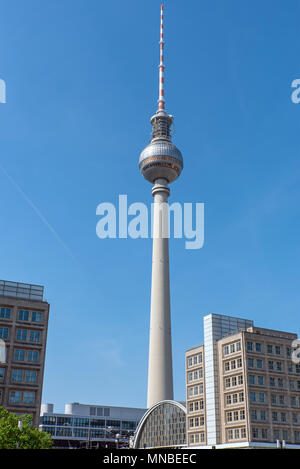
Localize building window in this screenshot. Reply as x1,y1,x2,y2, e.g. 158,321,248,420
23,392,35,404
25,371,37,383
31,311,42,322
258,392,266,403
237,358,242,368
272,412,278,422
227,412,232,422
275,346,281,355
257,375,265,386
224,345,229,356
0,368,5,380
251,410,257,421
18,310,29,321
247,342,253,352
228,429,233,440
261,429,268,439
249,375,255,385
16,329,27,341
256,343,262,352
240,410,245,420
250,392,256,402
268,361,274,370
230,343,235,354
27,351,39,363
9,391,22,404
236,341,241,352
267,345,274,354
279,395,285,405
256,359,263,369
252,428,259,439
0,307,11,319
11,369,23,383
0,327,8,339
29,331,40,343
241,428,246,439
282,430,289,441
248,358,254,368
270,377,275,387
239,392,244,402
14,349,25,361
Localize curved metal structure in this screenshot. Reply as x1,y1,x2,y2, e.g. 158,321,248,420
133,400,186,449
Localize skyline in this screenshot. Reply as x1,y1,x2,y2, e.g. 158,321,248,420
1,0,300,412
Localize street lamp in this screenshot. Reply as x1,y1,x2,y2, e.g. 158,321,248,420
115,433,120,449
17,419,23,448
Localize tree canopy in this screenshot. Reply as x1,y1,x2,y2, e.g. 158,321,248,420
0,406,52,449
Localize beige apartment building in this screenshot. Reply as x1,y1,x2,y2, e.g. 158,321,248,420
186,314,300,448
0,280,50,427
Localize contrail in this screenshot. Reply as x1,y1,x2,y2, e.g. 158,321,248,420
0,162,77,263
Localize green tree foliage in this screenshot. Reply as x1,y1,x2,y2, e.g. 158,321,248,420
0,406,52,449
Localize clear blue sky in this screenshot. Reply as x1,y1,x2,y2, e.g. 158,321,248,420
0,0,300,412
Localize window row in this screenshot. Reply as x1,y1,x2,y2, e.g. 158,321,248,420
247,342,285,356
249,374,265,386
187,353,203,368
251,410,300,424
227,427,246,441
250,409,268,421
0,307,43,323
224,358,242,372
225,392,244,406
9,390,35,405
14,349,39,363
223,341,241,356
189,400,204,413
226,409,245,423
188,415,205,429
189,433,205,445
188,384,204,398
11,369,38,384
40,415,136,429
187,368,203,382
0,328,41,342
225,375,243,389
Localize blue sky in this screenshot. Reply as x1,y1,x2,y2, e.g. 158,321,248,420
1,0,300,412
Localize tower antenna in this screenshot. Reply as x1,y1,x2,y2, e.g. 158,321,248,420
158,3,165,111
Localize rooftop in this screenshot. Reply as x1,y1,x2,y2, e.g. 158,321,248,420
0,279,44,302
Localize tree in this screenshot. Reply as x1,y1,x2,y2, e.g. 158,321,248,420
0,406,52,449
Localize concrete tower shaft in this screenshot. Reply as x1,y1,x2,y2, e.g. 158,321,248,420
147,179,174,408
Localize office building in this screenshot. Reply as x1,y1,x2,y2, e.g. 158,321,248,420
186,313,300,448
0,279,50,427
40,402,146,448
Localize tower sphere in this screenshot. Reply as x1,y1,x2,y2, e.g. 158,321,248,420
139,139,183,184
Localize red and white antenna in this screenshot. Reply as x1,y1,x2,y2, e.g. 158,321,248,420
158,3,165,111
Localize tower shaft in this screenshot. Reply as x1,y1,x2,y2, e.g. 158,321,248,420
147,178,173,408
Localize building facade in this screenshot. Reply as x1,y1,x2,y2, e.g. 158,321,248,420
40,402,146,448
186,314,300,448
0,280,50,427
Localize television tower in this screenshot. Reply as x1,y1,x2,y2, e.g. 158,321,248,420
139,3,183,409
